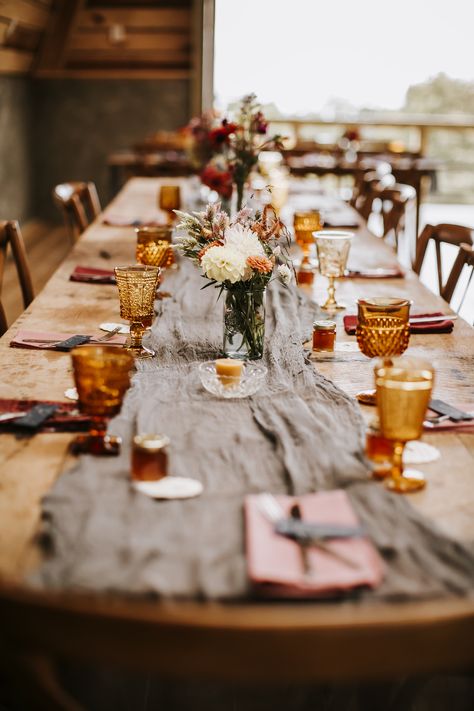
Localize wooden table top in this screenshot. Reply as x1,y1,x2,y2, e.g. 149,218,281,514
0,177,473,681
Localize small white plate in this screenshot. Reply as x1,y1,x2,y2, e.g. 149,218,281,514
132,476,203,500
100,322,130,334
64,387,78,401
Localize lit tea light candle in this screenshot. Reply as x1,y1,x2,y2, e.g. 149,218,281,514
215,358,243,387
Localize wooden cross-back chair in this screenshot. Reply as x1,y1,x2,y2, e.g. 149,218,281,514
52,182,101,243
413,224,474,304
375,183,417,250
352,170,395,221
0,221,35,337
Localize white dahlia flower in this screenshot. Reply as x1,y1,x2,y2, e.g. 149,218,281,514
224,223,265,259
277,264,293,285
200,245,249,284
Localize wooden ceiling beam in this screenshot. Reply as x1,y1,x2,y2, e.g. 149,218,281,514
0,0,50,31
78,8,191,31
34,0,84,72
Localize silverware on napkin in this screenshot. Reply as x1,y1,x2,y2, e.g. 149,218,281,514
428,399,474,422
23,327,122,346
257,494,360,570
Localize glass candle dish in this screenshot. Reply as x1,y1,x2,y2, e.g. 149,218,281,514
198,361,267,399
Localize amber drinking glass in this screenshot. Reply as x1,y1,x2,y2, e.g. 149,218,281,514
356,297,411,405
159,185,181,224
136,225,175,269
293,211,322,274
375,357,434,493
71,346,134,455
114,265,160,358
314,230,353,310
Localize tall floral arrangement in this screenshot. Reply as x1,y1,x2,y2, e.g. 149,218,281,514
185,94,284,212
176,202,293,359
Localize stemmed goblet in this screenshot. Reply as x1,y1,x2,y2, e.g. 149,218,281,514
159,185,181,225
314,230,353,310
356,297,411,404
70,345,134,455
114,265,161,358
375,356,434,493
293,211,322,279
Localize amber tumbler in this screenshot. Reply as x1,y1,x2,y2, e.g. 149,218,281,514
356,297,411,358
115,265,161,358
293,210,322,270
71,345,134,456
136,225,175,269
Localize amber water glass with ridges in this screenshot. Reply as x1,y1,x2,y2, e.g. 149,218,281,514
375,357,434,493
136,225,175,273
71,346,134,455
356,298,411,358
114,265,160,358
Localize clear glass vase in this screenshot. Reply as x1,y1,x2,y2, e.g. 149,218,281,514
223,287,266,360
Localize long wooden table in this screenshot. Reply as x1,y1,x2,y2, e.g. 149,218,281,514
0,178,473,683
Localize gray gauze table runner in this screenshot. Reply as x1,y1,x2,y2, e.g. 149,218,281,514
33,260,474,601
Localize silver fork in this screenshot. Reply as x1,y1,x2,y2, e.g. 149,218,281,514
257,493,360,571
24,327,122,345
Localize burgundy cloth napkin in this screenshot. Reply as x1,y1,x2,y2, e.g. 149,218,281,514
10,329,127,351
424,404,474,433
322,216,360,229
345,267,405,279
343,312,455,335
245,491,384,598
70,266,116,284
0,399,90,433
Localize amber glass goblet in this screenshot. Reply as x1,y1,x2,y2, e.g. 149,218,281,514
356,297,411,405
314,230,353,310
114,265,160,358
71,346,134,456
136,225,175,270
293,211,322,274
375,357,434,493
159,185,181,224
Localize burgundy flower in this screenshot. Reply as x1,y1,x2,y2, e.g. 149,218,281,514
200,164,233,199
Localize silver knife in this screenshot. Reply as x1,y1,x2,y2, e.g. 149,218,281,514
428,399,474,422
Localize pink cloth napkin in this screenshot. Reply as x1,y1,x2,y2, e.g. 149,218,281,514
10,330,127,351
343,312,455,335
424,404,474,432
245,491,385,597
70,266,116,284
345,267,405,279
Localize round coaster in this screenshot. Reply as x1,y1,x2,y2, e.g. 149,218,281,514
64,387,78,401
403,440,440,464
132,476,203,500
99,322,130,334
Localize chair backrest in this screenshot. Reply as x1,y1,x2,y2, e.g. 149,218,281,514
52,182,101,243
353,171,395,220
413,224,474,303
377,183,417,245
0,221,35,337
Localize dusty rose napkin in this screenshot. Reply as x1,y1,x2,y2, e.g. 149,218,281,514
424,404,474,432
70,266,116,284
10,330,127,351
0,399,90,433
245,491,384,597
345,267,405,279
343,312,455,335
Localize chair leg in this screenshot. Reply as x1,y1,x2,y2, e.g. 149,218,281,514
1,651,86,711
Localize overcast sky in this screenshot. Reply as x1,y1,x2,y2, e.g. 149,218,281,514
214,0,474,114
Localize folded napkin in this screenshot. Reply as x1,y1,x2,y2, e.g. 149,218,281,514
0,399,90,433
10,329,127,351
343,312,455,335
70,266,116,284
424,404,474,433
245,491,384,598
345,267,405,279
102,216,163,228
322,213,360,229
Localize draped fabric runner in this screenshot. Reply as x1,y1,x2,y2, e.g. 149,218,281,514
33,261,474,601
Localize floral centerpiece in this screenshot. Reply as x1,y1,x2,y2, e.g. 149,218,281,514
176,202,293,360
185,94,284,213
